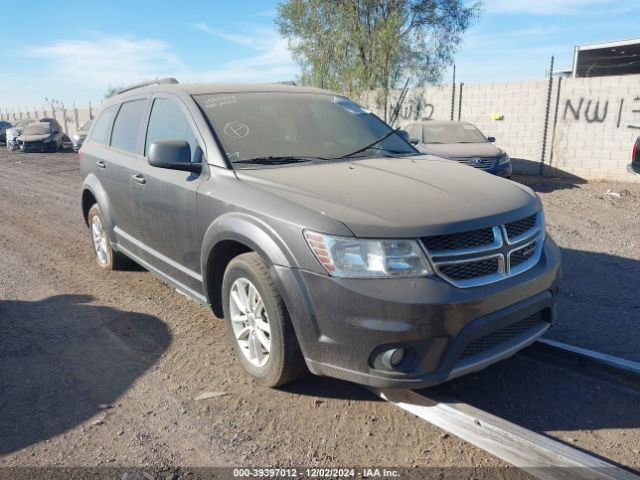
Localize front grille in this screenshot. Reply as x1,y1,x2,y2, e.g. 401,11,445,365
439,257,500,281
505,214,537,240
454,157,496,170
421,212,543,288
422,228,494,252
459,312,545,360
510,241,537,268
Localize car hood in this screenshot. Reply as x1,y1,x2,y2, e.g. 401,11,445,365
417,142,502,159
235,155,539,237
19,134,51,142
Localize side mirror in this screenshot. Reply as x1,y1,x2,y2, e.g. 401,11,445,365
409,137,420,145
487,136,496,143
148,140,201,173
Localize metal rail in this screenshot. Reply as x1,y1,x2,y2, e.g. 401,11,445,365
371,388,638,480
523,338,640,392
117,77,179,95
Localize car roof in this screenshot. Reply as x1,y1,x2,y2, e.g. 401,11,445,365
106,82,338,106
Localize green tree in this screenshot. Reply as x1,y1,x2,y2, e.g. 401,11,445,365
276,0,481,120
103,85,124,100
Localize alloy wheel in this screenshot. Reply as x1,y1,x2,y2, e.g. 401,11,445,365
229,277,271,367
91,215,109,266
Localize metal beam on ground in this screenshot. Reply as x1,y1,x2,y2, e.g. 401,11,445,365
370,388,639,480
523,338,640,392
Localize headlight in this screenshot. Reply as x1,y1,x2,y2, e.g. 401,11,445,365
73,134,80,141
499,151,510,165
304,230,433,278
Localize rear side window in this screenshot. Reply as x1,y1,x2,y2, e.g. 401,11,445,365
89,105,118,145
110,99,148,154
145,98,201,162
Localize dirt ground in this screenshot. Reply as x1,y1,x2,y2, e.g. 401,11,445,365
0,150,638,476
514,175,640,362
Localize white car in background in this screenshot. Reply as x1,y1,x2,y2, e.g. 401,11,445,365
5,119,35,151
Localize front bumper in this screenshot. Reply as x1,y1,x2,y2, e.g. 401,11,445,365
487,161,512,178
273,235,561,388
20,141,53,152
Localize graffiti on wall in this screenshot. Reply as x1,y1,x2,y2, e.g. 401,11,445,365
563,95,640,129
389,94,435,122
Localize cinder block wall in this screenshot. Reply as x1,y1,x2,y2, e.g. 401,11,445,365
2,74,640,182
366,74,640,183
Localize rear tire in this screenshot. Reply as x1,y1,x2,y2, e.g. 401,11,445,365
87,204,131,270
222,252,306,387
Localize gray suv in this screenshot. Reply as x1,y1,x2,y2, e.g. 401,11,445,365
80,79,561,389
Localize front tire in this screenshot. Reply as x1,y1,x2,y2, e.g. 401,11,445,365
87,204,131,270
222,252,306,387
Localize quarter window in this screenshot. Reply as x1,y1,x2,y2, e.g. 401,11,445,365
145,98,201,162
89,105,118,145
110,99,148,154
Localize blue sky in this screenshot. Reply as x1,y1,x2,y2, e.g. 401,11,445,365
1,0,639,110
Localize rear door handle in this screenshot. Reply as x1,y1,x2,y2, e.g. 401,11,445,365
96,160,106,168
132,173,146,185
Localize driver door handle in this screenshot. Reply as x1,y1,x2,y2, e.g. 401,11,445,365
132,173,146,185
96,160,106,168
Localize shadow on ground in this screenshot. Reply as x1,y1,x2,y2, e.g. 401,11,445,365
0,294,170,454
511,158,587,192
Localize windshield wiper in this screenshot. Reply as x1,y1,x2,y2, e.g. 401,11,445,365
233,156,319,165
338,128,403,158
366,146,421,156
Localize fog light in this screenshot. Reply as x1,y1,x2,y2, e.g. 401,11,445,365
382,348,406,368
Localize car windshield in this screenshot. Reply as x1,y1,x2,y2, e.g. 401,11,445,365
22,123,51,135
423,123,488,144
194,92,416,165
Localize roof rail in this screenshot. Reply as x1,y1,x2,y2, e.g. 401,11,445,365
117,77,179,95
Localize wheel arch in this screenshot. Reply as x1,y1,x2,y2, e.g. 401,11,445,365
81,174,114,232
202,213,297,318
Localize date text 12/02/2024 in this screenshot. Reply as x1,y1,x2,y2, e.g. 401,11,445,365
232,468,401,477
